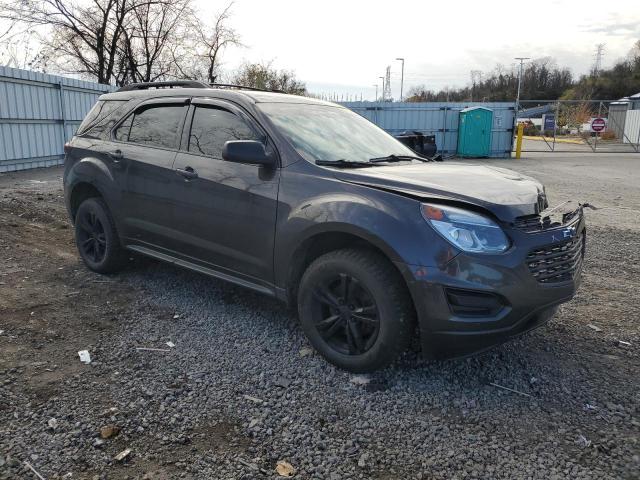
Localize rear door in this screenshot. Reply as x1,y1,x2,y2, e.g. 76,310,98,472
170,98,280,287
111,98,190,251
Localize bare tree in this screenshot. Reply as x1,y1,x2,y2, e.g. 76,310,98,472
0,20,15,41
0,0,241,87
0,0,134,83
119,0,194,84
169,2,241,83
196,2,241,83
1,22,28,67
0,31,40,69
627,40,640,62
232,62,306,95
469,70,482,101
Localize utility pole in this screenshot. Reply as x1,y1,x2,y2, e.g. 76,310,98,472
396,57,405,101
373,84,378,101
514,57,530,111
379,76,385,101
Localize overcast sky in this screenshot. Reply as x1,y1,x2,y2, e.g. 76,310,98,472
198,0,640,100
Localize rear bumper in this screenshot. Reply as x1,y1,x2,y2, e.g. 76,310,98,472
398,214,585,359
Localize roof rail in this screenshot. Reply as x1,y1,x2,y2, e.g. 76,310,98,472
210,83,284,94
117,80,210,92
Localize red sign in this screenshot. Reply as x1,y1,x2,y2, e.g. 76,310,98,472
591,118,606,132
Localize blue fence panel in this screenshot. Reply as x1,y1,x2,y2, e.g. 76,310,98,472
0,69,518,172
0,66,116,172
341,101,516,158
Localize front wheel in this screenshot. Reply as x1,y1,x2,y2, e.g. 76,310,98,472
74,197,126,274
297,248,415,372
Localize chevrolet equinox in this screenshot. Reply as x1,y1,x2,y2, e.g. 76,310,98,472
63,81,586,372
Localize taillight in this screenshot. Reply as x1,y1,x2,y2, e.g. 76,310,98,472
64,142,71,154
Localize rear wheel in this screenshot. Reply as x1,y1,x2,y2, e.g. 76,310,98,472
298,248,414,372
75,197,126,273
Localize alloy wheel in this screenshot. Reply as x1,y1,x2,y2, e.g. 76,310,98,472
77,209,107,264
311,273,380,355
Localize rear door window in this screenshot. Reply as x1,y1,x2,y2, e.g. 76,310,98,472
188,106,261,159
115,104,188,149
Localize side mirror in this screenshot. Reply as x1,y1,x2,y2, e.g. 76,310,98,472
222,140,274,166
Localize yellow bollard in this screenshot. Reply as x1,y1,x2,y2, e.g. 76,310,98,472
515,123,524,159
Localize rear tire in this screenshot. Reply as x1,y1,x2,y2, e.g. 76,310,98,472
74,197,126,274
297,248,415,372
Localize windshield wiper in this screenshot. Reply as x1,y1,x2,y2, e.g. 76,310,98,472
315,159,378,168
369,154,432,163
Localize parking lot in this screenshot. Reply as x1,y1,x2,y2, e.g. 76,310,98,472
1,153,639,479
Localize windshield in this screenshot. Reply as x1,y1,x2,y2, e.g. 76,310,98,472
257,103,416,163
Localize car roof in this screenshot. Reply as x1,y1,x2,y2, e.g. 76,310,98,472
100,87,339,108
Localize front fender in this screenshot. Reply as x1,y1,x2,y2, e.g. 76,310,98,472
273,164,458,290
286,200,408,263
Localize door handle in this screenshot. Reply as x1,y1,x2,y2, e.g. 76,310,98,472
175,166,198,180
108,150,124,168
109,149,124,160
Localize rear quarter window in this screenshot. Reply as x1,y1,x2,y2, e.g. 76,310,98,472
77,100,129,137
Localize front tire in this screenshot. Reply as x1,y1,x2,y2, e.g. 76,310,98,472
74,197,126,274
297,248,415,372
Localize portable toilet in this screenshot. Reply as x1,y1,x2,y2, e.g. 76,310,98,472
457,107,493,157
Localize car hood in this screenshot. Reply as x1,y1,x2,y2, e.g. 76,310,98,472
333,162,547,222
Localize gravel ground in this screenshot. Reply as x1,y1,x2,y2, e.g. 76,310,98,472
1,154,639,480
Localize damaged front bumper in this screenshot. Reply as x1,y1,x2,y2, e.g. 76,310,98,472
398,208,586,359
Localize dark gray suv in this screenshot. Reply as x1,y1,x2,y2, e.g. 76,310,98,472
64,81,586,372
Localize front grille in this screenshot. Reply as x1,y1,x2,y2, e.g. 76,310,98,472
514,209,581,233
527,233,585,284
514,215,557,232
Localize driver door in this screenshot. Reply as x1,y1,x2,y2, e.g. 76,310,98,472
170,99,280,288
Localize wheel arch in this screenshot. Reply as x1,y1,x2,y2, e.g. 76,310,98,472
69,182,105,221
283,226,415,311
65,156,120,224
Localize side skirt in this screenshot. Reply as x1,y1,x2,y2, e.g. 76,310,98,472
126,244,277,298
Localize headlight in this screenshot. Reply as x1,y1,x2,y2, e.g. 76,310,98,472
420,203,510,254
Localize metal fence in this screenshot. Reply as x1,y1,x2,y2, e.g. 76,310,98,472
341,101,517,158
517,99,640,153
0,66,115,173
9,65,635,172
